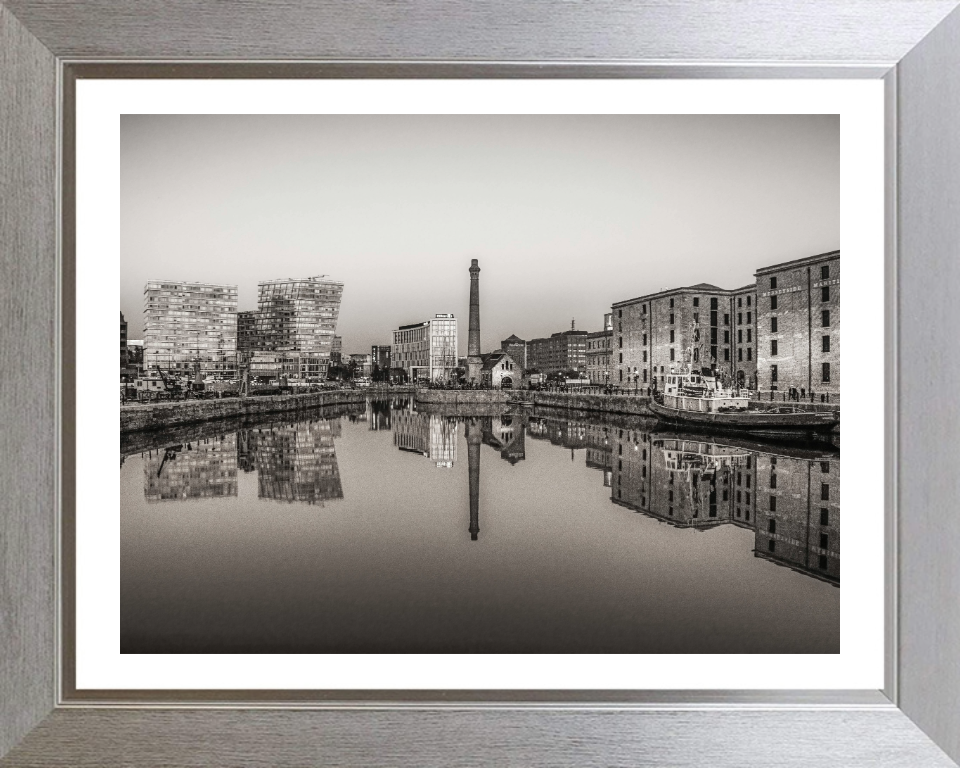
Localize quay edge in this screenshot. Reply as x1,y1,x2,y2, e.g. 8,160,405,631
120,390,368,434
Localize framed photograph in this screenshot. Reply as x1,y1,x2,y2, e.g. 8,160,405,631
2,2,959,766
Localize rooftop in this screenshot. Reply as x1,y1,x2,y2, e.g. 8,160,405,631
612,282,743,308
482,352,517,371
258,275,344,286
755,250,840,275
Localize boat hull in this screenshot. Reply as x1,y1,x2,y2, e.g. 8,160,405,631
647,399,839,439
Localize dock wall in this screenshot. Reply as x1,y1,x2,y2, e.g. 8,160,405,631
120,390,366,434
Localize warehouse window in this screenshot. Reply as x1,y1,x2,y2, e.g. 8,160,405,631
822,286,830,302
771,317,778,333
822,335,830,353
770,277,777,290
771,295,778,310
822,362,831,382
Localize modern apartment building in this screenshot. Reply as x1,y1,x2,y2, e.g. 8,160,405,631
391,313,458,383
143,280,238,379
120,311,128,375
245,276,344,382
526,328,588,374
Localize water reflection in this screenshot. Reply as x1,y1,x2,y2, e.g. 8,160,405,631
393,407,458,468
143,434,238,501
607,429,839,585
122,398,840,653
238,420,343,506
132,401,839,583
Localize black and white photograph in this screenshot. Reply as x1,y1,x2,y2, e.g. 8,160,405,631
119,114,841,655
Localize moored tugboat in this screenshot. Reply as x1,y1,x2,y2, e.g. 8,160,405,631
647,333,839,440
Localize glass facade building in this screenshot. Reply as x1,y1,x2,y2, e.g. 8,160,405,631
391,313,458,383
244,276,344,382
143,281,238,379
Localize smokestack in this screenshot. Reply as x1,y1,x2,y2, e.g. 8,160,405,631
467,417,481,541
466,259,482,383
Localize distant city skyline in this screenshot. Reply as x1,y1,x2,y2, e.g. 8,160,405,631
121,114,840,352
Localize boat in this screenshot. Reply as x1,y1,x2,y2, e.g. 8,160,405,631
647,356,839,439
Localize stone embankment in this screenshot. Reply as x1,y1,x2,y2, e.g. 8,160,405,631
415,388,651,416
121,390,366,434
522,391,652,416
121,401,364,458
414,390,512,406
415,389,840,434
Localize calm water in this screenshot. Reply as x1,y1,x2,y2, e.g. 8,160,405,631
121,398,840,653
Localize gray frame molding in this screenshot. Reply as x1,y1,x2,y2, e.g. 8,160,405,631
2,1,960,765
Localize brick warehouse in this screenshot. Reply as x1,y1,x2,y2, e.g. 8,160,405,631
611,249,838,400
611,283,757,393
756,251,840,401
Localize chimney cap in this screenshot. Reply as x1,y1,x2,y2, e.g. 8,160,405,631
470,258,479,267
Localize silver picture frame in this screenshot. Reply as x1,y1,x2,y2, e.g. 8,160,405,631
2,1,959,765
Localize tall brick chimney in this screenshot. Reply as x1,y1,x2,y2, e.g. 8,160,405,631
466,259,482,383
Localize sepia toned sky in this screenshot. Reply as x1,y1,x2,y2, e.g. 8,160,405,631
121,114,839,352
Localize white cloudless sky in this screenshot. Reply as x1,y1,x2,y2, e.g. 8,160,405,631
121,114,839,353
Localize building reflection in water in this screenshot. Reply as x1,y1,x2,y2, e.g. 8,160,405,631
393,407,458,468
143,434,238,501
608,426,839,585
368,399,393,431
135,401,837,584
482,415,526,465
238,419,344,506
